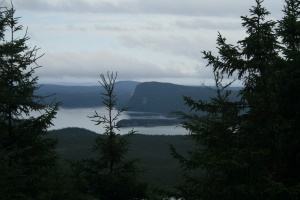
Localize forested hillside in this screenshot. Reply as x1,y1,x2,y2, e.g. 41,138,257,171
35,81,139,108
36,81,241,114
2,0,299,199
47,127,195,188
126,82,240,113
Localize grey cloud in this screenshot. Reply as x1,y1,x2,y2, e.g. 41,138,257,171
133,0,252,17
66,24,87,32
10,0,283,17
94,25,132,31
175,18,242,30
94,22,166,32
36,51,192,81
11,0,135,13
119,34,215,61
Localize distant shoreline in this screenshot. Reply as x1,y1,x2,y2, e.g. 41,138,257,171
117,118,181,127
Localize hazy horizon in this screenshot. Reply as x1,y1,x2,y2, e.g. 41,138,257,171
3,0,283,87
39,78,243,87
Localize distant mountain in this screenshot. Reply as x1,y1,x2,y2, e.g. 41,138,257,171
35,81,139,108
125,82,241,114
35,81,241,114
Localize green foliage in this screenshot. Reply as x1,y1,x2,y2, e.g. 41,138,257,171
0,4,60,200
71,72,147,200
172,0,300,199
48,127,195,190
35,81,139,108
172,72,244,200
127,81,241,113
274,0,300,196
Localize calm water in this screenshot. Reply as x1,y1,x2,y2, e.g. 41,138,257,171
47,107,187,135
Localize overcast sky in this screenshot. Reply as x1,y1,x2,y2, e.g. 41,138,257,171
5,0,285,86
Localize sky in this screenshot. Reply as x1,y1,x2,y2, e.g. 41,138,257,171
4,0,285,86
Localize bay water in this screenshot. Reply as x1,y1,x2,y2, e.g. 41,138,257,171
48,107,187,135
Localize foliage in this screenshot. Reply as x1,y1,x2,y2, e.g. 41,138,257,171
34,81,139,108
127,81,240,113
71,72,147,200
49,127,195,189
172,0,300,199
171,72,244,199
0,4,60,200
274,0,300,196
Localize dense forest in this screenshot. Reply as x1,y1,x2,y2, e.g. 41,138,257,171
47,127,195,189
35,82,240,113
35,81,139,108
0,0,300,199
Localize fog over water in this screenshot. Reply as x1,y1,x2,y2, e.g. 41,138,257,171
47,107,186,135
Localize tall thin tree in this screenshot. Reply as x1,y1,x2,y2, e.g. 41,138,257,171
72,72,147,200
172,0,300,199
0,4,60,199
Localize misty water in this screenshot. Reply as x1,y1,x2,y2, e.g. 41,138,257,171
47,107,187,135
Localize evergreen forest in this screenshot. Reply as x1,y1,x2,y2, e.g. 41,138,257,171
0,0,300,199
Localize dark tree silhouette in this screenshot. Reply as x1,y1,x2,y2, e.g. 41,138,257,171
172,0,300,199
0,4,60,199
71,72,147,200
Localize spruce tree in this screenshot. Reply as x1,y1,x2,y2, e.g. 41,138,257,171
72,72,147,200
275,0,300,196
171,71,244,199
0,5,60,199
172,0,300,199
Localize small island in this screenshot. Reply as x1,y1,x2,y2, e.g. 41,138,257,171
117,118,181,127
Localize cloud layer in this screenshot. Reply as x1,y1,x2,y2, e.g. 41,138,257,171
11,0,283,17
4,0,285,85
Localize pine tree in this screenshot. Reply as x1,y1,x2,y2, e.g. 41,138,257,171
172,0,300,199
171,71,245,200
0,5,60,199
71,72,147,200
274,0,300,196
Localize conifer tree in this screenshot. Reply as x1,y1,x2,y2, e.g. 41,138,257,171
171,71,244,199
0,5,60,199
275,0,300,196
72,72,147,200
172,0,300,199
